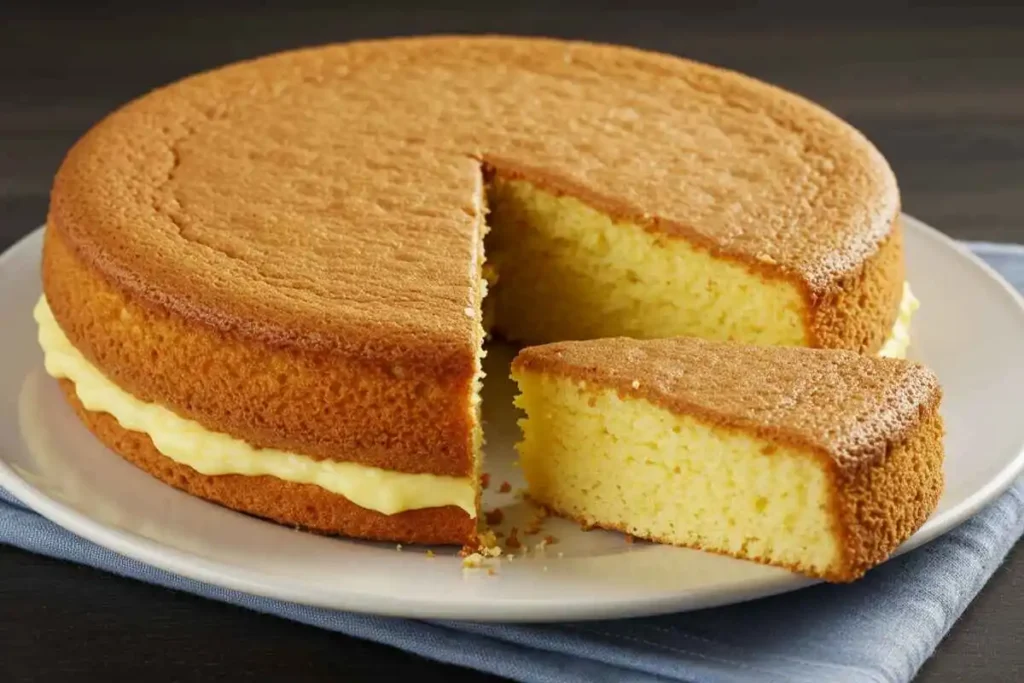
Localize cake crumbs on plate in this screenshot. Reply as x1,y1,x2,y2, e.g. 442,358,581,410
524,505,548,535
426,549,435,558
480,473,491,489
499,481,512,493
395,543,403,551
506,527,522,550
625,534,636,545
485,508,505,525
487,568,497,576
535,535,559,552
461,552,485,568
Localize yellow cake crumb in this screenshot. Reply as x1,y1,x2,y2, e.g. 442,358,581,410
461,553,485,568
478,529,498,549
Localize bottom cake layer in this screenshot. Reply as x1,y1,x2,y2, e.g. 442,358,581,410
60,380,477,546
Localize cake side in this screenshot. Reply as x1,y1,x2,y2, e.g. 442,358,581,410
833,395,945,578
42,225,480,478
59,380,476,545
808,219,906,352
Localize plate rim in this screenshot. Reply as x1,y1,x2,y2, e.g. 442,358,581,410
2,215,1023,622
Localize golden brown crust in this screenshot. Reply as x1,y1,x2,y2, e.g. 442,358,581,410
43,227,476,477
59,379,476,545
809,219,905,352
832,395,945,580
512,336,941,473
49,34,899,359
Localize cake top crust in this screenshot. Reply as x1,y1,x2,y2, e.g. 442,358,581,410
49,35,898,358
513,336,940,470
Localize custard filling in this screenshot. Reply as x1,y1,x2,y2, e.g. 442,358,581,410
34,297,477,518
878,282,918,359
34,274,914,521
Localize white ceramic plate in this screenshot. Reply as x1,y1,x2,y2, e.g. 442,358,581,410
2,216,1024,622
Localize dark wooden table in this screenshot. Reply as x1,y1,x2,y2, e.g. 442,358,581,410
2,4,1022,681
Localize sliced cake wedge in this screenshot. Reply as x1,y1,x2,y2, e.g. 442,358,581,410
511,337,944,582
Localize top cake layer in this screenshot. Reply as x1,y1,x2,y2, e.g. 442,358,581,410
512,336,941,471
50,35,899,360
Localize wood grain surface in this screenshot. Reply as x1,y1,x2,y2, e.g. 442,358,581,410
1,3,1021,682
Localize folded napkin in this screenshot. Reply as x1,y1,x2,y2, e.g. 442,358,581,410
3,242,1023,683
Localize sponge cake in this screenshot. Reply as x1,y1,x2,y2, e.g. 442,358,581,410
38,35,911,545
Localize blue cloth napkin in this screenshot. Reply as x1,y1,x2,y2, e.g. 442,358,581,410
3,242,1023,683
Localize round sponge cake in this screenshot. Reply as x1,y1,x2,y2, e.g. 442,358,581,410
40,35,906,545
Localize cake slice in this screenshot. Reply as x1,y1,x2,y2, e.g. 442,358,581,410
511,337,944,581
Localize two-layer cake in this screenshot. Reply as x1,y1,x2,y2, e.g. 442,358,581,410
36,36,940,577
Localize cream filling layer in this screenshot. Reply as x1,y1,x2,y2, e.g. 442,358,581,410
34,282,916,520
879,282,918,359
34,298,477,518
